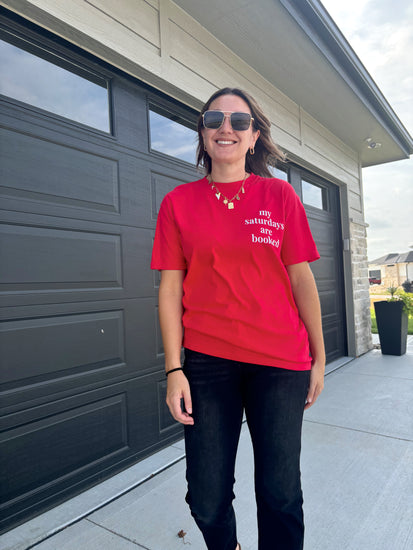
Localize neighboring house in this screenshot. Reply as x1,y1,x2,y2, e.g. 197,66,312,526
369,252,413,287
1,0,412,532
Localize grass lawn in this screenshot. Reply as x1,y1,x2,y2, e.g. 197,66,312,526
371,308,413,334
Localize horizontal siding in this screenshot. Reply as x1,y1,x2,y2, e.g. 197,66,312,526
348,190,362,214
9,0,161,66
87,0,160,49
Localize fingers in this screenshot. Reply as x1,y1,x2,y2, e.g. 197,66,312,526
182,387,193,417
304,366,324,410
170,399,194,425
167,395,194,425
304,385,319,410
166,374,194,425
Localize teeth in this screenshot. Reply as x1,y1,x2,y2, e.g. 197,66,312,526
217,140,235,144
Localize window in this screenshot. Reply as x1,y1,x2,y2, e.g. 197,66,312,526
269,164,288,180
149,105,197,164
0,36,110,132
302,179,327,210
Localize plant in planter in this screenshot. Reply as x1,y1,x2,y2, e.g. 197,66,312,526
374,287,413,355
402,279,412,293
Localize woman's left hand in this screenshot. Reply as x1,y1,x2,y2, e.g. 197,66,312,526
305,358,325,410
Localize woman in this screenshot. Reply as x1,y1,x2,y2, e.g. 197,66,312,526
151,87,325,550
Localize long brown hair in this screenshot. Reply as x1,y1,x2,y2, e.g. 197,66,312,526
196,87,285,178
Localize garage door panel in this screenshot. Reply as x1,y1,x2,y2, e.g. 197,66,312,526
0,393,129,504
0,135,153,229
310,254,335,281
308,218,336,247
318,290,339,318
1,223,122,287
0,220,156,306
321,324,341,362
0,310,126,386
0,297,163,409
0,127,120,214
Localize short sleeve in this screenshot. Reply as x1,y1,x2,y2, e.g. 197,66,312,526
280,184,320,265
151,194,187,270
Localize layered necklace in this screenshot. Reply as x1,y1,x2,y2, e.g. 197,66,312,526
207,172,248,210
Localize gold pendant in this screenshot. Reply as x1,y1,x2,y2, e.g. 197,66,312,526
235,195,240,200
223,199,228,205
228,202,234,209
215,192,221,200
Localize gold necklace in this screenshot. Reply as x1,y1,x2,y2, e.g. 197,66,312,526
208,173,248,210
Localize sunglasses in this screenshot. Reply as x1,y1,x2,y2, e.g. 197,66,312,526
202,110,254,131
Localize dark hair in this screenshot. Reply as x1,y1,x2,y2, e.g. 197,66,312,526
196,87,285,178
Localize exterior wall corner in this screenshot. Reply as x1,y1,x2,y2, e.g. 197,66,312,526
349,220,373,356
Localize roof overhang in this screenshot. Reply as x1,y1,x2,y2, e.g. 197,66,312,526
174,0,413,167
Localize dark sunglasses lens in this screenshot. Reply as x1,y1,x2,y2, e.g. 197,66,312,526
203,111,224,129
231,112,252,130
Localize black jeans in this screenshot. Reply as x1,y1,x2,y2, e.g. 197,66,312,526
183,349,310,550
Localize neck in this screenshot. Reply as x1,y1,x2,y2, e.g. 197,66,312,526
210,162,246,183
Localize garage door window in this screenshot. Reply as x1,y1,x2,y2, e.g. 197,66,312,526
0,36,110,132
302,179,328,210
149,105,197,164
269,164,288,180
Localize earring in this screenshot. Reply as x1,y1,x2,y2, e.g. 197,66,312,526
249,146,255,155
204,144,207,152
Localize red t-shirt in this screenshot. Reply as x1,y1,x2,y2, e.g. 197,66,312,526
151,174,320,370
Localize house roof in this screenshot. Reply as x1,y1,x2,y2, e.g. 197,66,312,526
370,252,413,265
398,251,413,264
174,0,413,167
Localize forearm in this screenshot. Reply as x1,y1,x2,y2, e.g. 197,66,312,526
158,270,193,424
287,263,326,364
158,270,185,372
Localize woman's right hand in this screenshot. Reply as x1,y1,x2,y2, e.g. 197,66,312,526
166,370,194,425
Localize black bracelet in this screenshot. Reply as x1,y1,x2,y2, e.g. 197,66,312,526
166,367,183,377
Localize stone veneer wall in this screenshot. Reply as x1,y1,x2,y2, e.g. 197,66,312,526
350,221,373,356
381,264,407,288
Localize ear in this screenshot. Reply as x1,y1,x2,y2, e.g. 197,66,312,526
252,129,260,146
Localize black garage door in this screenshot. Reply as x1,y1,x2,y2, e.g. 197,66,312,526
0,14,200,532
0,12,347,533
289,166,347,363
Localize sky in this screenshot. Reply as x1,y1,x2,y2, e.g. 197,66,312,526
321,0,413,261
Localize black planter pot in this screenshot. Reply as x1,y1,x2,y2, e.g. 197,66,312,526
374,300,408,356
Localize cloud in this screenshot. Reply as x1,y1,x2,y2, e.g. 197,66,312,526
363,160,413,259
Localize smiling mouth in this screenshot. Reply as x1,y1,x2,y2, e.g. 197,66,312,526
216,140,236,145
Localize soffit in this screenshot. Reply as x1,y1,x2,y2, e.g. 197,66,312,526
173,0,412,167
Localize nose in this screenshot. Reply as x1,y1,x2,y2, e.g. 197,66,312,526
220,114,233,131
